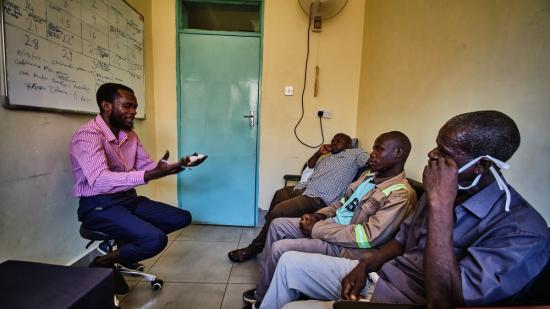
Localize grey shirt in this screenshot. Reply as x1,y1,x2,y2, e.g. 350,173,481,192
371,181,550,306
295,148,368,205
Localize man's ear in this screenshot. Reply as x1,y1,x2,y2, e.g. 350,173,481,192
394,147,403,158
100,101,112,113
475,159,492,175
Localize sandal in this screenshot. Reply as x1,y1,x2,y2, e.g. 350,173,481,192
228,246,258,263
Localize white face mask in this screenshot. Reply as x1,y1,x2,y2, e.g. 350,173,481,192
457,155,512,211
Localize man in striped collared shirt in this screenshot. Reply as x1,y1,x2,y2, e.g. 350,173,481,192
228,133,368,263
69,83,204,293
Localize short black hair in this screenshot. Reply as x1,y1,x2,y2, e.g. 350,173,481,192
334,133,352,146
96,83,134,110
444,110,520,162
384,131,412,161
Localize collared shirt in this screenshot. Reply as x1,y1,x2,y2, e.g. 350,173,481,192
69,115,156,197
295,148,368,205
371,182,550,306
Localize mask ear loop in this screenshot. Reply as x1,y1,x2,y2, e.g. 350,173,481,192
457,156,484,190
483,155,511,212
489,166,511,211
458,174,481,190
457,155,511,211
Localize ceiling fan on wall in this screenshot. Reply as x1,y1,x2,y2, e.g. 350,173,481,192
298,0,348,32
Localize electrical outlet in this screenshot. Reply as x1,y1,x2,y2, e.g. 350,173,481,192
284,86,294,96
317,109,332,119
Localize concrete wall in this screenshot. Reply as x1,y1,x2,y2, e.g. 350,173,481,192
0,0,156,265
356,0,550,222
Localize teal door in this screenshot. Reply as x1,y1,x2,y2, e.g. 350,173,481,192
178,32,260,226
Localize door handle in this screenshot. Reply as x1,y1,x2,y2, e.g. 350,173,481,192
243,111,254,127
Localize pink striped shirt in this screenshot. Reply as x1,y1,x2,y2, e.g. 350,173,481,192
69,115,156,197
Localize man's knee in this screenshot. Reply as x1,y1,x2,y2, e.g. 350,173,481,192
173,209,192,229
272,239,297,260
267,199,299,221
270,217,287,231
141,230,168,257
273,186,295,199
278,251,304,270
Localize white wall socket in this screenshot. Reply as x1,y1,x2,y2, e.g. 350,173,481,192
284,86,294,96
319,109,332,119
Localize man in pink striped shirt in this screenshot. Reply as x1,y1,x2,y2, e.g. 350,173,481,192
70,83,205,294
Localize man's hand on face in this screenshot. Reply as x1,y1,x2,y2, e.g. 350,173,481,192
341,260,369,300
423,157,458,209
299,213,326,237
319,144,332,155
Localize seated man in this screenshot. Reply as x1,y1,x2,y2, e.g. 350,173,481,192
228,133,368,263
244,131,418,307
69,83,206,294
261,111,550,309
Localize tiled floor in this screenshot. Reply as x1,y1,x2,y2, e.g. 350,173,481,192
119,225,263,309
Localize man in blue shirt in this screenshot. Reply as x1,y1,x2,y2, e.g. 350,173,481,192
261,111,549,309
228,133,368,263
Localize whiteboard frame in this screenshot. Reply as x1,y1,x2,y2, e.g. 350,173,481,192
0,0,146,119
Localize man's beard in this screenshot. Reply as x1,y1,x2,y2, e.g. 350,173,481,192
109,112,133,130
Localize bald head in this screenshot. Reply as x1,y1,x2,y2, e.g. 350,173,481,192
330,133,353,154
381,131,412,163
368,131,411,176
442,111,520,162
333,133,352,146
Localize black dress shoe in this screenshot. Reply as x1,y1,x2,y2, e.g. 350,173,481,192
243,288,257,304
89,257,129,295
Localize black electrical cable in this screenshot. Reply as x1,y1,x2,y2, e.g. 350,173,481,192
293,9,324,149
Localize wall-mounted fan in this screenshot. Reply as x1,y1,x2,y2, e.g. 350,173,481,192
298,0,348,32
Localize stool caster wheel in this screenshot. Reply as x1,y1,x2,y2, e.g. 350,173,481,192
135,263,145,271
151,279,163,290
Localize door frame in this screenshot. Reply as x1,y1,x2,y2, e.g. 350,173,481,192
175,0,264,226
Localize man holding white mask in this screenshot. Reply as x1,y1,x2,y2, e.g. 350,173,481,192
260,111,549,309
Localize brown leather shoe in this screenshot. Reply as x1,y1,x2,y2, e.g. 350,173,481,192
228,246,258,263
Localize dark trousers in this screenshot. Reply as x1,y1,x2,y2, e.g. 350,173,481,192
78,190,191,263
249,186,326,253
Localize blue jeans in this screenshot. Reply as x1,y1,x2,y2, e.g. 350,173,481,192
78,189,191,263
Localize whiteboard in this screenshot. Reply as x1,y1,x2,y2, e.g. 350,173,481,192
0,0,146,118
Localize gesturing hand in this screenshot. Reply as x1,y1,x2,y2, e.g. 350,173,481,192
423,157,458,209
144,150,184,182
180,152,208,167
341,261,368,300
157,150,185,175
